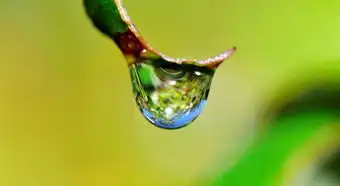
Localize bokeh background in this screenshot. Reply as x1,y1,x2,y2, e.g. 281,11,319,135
1,0,340,185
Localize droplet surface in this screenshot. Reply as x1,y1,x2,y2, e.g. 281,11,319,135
83,0,236,129
130,58,215,129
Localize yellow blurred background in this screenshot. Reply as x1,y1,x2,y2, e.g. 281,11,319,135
1,0,340,185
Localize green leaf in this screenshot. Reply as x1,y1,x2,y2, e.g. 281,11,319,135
84,0,129,36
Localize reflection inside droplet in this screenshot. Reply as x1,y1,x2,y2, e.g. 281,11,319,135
129,58,216,129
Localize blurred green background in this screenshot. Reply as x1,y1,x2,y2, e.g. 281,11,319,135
1,0,340,185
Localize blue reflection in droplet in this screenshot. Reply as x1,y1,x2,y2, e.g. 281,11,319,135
141,100,207,129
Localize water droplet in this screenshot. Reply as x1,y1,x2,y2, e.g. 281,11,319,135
129,58,216,129
84,0,236,129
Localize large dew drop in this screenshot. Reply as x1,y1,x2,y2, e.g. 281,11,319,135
84,0,236,129
130,58,214,129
